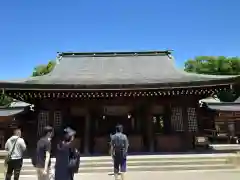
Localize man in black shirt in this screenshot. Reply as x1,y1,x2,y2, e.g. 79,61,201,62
35,126,53,180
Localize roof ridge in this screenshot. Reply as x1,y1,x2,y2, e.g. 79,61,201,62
58,50,173,57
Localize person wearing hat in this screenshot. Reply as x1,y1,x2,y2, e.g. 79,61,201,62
110,124,129,180
55,127,80,180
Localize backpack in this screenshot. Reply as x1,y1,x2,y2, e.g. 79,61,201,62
112,133,126,157
68,148,80,173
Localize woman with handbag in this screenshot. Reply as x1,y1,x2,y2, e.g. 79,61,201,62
55,127,80,180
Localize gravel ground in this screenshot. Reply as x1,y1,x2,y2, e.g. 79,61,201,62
18,170,240,180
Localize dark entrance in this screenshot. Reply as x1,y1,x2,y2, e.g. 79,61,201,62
100,115,132,135
91,114,132,154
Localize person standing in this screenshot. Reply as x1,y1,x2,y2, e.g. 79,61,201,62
35,126,53,180
55,127,80,180
5,128,26,180
110,124,129,180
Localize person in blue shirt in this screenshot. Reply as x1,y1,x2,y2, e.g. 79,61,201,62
110,124,129,180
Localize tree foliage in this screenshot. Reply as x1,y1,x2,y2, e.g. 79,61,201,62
184,56,240,75
32,60,56,77
184,56,240,101
0,94,12,107
0,60,56,106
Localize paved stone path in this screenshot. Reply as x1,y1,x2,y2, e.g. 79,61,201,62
19,170,240,180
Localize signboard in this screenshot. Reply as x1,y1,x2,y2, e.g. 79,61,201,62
235,112,240,117
216,117,240,121
219,112,240,118
70,107,87,116
151,105,164,114
103,106,131,115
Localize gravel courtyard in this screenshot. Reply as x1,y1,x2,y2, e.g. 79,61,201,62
19,170,240,180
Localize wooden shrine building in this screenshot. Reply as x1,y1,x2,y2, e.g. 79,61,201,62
0,50,239,154
0,101,31,149
202,97,240,143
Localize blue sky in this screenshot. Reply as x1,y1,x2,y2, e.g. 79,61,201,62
0,0,240,80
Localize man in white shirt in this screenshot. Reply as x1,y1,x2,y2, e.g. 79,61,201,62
5,128,26,180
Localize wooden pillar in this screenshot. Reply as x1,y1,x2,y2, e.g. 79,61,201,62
182,105,190,150
182,106,188,133
146,112,154,152
194,96,201,133
84,112,91,154
195,106,202,133
47,100,55,127
49,109,54,127
164,104,172,134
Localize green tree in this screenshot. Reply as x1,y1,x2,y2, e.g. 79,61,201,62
32,60,56,77
184,56,240,75
184,56,240,101
0,60,56,106
0,94,12,107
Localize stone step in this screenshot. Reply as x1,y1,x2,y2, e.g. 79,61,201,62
2,153,235,176
14,153,235,164
21,158,228,170
19,155,235,175
22,156,229,164
19,164,236,175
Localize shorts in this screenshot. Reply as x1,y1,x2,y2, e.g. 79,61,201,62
113,154,126,173
36,167,54,180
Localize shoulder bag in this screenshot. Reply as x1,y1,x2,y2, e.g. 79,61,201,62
68,148,80,173
4,137,19,166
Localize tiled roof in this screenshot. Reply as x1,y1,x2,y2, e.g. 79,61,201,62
26,51,237,84
205,96,240,112
0,51,238,89
0,108,25,117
